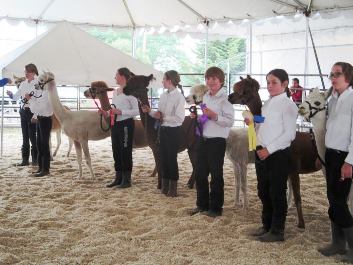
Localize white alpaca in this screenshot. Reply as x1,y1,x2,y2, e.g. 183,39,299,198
36,71,110,179
187,84,250,208
298,88,353,213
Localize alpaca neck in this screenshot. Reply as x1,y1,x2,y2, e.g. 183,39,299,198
47,81,66,123
99,92,111,111
247,95,262,115
311,111,326,162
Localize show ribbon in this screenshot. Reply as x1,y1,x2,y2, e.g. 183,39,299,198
242,110,256,151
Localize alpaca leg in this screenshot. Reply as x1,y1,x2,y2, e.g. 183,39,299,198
49,134,53,161
67,137,73,157
73,140,83,179
152,149,162,189
187,148,197,189
240,161,248,209
289,173,305,229
150,165,157,178
80,141,94,179
53,129,61,157
233,162,241,207
287,179,293,208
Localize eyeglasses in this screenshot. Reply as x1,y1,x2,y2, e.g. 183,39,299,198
328,72,344,79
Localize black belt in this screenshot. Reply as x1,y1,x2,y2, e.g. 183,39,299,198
326,148,345,154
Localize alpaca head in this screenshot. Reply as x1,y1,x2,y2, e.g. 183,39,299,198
298,87,328,120
36,71,55,90
124,74,154,106
185,84,208,105
13,75,26,88
228,75,260,105
83,81,114,99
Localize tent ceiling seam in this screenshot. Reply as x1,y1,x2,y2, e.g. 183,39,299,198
176,0,207,22
122,0,136,28
37,0,57,20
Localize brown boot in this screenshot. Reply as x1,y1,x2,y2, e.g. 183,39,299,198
161,178,169,195
167,180,177,197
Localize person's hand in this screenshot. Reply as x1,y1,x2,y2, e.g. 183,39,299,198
31,117,38,124
256,148,270,160
155,111,162,120
203,107,218,121
111,108,122,115
190,113,196,119
6,90,13,98
24,93,32,100
244,118,251,126
141,105,150,113
340,162,353,181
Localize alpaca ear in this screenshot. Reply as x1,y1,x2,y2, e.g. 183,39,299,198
247,75,251,79
240,76,244,80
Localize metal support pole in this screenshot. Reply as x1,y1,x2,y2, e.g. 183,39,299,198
248,22,253,75
1,86,4,157
304,16,309,90
227,59,230,94
204,24,209,70
77,86,80,110
132,27,136,58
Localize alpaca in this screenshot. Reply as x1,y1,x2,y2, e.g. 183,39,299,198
36,71,111,179
124,75,197,189
13,75,70,158
228,75,326,228
187,84,251,208
83,81,157,178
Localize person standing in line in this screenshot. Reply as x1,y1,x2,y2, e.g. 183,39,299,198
25,70,53,177
7,63,38,166
249,69,297,242
141,70,185,197
317,62,353,264
189,66,234,217
104,67,139,188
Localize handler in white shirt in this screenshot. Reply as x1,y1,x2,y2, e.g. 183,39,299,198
318,62,353,262
142,70,185,197
250,69,297,243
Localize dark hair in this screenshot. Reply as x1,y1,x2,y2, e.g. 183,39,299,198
25,63,38,75
267,69,290,97
333,62,353,86
164,70,182,89
292,78,299,83
205,66,225,86
117,67,134,81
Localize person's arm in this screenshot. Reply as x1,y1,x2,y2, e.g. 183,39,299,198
214,100,234,127
121,96,140,117
162,95,185,124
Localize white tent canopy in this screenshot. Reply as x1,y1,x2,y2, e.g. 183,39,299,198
0,21,163,87
0,0,352,29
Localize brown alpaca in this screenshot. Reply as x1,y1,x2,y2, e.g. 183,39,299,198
228,75,322,229
124,75,197,189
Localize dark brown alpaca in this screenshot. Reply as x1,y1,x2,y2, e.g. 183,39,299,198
124,75,197,189
228,75,321,229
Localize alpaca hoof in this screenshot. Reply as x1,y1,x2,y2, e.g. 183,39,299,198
297,222,305,229
187,182,194,189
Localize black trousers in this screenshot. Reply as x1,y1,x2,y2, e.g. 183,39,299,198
36,116,52,171
196,137,226,212
19,108,37,162
111,118,134,172
255,147,290,231
159,126,182,180
325,148,353,228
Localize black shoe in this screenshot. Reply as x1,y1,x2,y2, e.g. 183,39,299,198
250,227,270,237
15,161,29,166
32,168,42,174
189,207,208,216
106,171,122,188
201,210,222,218
258,231,284,242
34,170,50,177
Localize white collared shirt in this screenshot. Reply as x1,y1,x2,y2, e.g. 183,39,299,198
29,88,53,117
202,89,234,139
112,89,139,121
13,77,38,108
150,87,185,127
325,86,353,164
257,92,298,154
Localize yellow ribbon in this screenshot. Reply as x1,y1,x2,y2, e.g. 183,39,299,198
248,122,257,151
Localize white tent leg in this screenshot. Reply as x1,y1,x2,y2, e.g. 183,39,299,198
1,86,4,157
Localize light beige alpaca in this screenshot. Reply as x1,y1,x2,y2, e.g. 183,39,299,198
36,71,110,179
187,84,250,208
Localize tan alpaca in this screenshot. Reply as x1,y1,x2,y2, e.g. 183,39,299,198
36,71,110,179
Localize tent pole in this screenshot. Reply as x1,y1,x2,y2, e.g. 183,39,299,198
132,27,136,58
204,23,209,70
304,16,309,90
0,86,4,157
248,22,253,75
